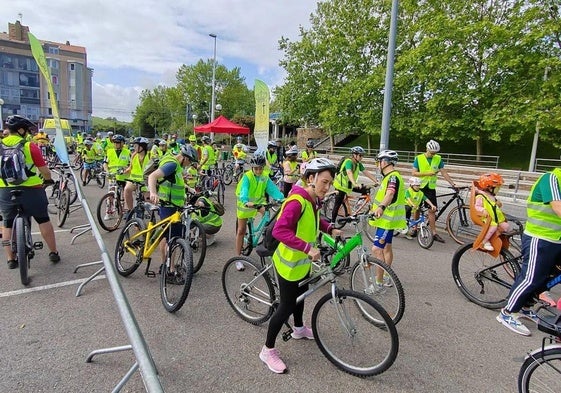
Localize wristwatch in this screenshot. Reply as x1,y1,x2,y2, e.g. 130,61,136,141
379,205,386,211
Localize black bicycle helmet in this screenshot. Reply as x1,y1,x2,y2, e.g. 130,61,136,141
350,146,365,155
250,152,266,167
5,115,36,133
112,134,125,143
306,140,315,148
180,144,198,162
303,158,336,178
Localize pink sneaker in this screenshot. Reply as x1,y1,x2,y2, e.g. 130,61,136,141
291,325,314,340
259,346,287,374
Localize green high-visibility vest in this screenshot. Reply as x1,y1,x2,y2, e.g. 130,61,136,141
106,147,131,182
236,170,267,219
416,153,441,189
272,194,317,281
333,158,358,194
157,156,186,207
525,168,561,241
0,135,42,187
370,170,406,230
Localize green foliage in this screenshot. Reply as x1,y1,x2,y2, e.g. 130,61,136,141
91,117,131,136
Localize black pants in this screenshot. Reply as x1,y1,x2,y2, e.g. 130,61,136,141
331,187,363,223
265,271,308,348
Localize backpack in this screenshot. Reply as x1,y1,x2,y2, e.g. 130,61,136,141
262,195,308,252
335,156,347,174
0,141,31,186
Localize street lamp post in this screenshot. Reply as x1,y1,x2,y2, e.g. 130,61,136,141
209,33,217,140
0,98,4,128
192,114,197,130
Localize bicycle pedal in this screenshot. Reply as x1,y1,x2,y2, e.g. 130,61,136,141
146,270,156,278
281,329,293,342
33,241,43,250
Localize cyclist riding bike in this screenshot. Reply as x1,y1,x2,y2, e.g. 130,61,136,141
81,138,98,186
123,137,150,212
401,176,437,239
331,146,379,223
0,115,60,269
235,152,284,269
282,146,300,197
232,136,248,172
147,144,199,267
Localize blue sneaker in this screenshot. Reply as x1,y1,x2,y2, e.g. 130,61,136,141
519,308,539,324
496,309,531,336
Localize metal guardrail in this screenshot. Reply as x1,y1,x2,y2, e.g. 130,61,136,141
535,158,561,173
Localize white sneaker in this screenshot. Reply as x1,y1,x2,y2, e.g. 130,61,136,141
496,309,531,336
482,242,494,251
399,228,409,236
103,214,111,220
235,261,245,271
206,235,215,246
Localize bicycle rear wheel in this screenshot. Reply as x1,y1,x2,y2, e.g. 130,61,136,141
451,243,519,309
57,189,71,228
223,167,233,185
222,256,275,325
188,220,207,273
114,218,146,276
214,181,225,205
96,192,123,232
518,347,561,393
15,217,30,286
322,194,348,227
312,289,399,377
417,222,434,249
446,205,477,245
160,237,193,313
350,256,405,325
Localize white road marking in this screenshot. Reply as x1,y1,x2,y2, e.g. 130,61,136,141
0,275,106,298
31,229,71,235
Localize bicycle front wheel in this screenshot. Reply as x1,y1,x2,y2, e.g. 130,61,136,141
15,217,30,286
446,205,477,245
66,176,78,205
160,237,193,313
57,189,71,228
96,192,123,232
222,256,275,325
188,220,207,273
417,222,434,249
518,347,561,393
115,218,146,276
223,167,233,185
350,256,405,325
451,243,519,309
312,289,399,377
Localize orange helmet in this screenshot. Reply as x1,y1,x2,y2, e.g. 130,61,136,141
477,173,504,190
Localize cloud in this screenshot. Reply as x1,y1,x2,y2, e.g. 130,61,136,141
2,0,318,122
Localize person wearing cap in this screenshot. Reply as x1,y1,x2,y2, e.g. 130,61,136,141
282,146,300,197
148,144,199,271
412,139,456,243
189,134,202,161
199,136,217,174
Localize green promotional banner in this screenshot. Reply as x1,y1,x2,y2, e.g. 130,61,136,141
254,80,270,152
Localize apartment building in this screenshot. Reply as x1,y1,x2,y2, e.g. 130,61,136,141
0,20,93,132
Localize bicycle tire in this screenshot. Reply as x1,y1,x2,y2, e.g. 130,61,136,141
322,194,348,227
15,217,30,286
96,172,106,189
115,218,146,276
47,186,60,215
66,176,78,205
518,346,561,393
57,189,71,228
221,256,275,325
451,243,519,309
417,222,434,249
312,289,399,377
446,205,477,245
223,167,233,185
96,192,123,232
215,181,225,205
188,219,207,274
350,256,405,325
160,237,193,313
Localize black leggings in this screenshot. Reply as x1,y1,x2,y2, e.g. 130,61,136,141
265,271,308,349
331,186,363,222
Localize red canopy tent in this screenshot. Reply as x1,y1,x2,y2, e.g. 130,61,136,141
194,115,250,134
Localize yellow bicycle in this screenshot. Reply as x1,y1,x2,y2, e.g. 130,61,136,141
114,202,203,313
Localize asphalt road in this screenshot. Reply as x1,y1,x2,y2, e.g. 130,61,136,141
0,173,554,393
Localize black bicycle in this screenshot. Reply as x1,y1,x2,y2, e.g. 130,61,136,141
10,189,44,286
433,186,476,244
517,305,561,393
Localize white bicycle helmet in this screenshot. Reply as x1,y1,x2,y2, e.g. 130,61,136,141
426,139,440,153
409,176,422,186
303,158,336,178
377,149,398,164
350,146,365,155
286,146,298,156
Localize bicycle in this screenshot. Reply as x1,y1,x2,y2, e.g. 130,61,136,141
517,305,561,393
9,189,44,286
395,205,434,249
322,185,374,233
96,173,125,232
80,160,106,188
114,202,203,312
236,202,281,256
334,214,405,325
46,164,78,228
198,168,225,205
433,186,476,244
222,240,399,377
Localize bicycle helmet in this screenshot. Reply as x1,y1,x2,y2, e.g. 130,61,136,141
250,152,266,167
286,146,298,156
306,140,315,148
267,141,277,148
107,131,114,137
201,135,211,143
112,134,125,143
81,132,88,137
189,134,197,142
5,115,36,133
303,158,336,178
158,139,167,146
426,139,440,153
377,149,399,164
350,146,365,155
409,176,422,186
84,139,94,147
180,144,198,162
477,173,504,190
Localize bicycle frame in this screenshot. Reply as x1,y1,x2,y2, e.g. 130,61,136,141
435,187,468,221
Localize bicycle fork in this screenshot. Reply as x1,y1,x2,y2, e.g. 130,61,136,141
329,284,357,338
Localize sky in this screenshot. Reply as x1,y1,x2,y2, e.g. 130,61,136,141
2,0,320,122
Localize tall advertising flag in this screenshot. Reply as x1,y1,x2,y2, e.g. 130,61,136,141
254,80,270,153
28,32,69,164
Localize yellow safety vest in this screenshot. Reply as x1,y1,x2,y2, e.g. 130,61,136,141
157,156,186,207
333,158,358,194
370,170,406,230
0,135,42,187
236,170,267,219
525,168,561,241
272,194,317,281
417,153,441,189
106,147,131,182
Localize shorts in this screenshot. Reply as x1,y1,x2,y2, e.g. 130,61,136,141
159,206,183,240
421,186,437,208
84,161,97,170
0,187,50,228
372,228,395,249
